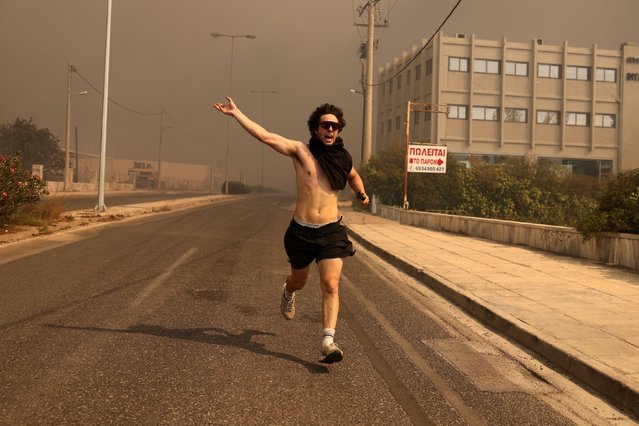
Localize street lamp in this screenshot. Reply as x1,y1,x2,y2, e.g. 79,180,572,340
96,0,113,212
350,88,365,164
250,89,277,189
211,32,256,195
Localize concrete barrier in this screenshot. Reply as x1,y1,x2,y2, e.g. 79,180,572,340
47,181,134,194
378,205,639,270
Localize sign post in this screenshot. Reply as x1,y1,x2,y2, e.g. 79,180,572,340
403,101,449,209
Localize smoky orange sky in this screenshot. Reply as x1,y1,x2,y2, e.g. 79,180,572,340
1,0,637,191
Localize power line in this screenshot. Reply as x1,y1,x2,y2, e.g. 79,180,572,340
73,68,160,116
73,67,209,144
371,0,462,87
164,110,210,145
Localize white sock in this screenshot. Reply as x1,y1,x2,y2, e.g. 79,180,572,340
284,283,294,300
322,328,335,347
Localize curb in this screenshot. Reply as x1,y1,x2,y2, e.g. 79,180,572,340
346,225,639,418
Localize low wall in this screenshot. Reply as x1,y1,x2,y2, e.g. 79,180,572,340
379,205,639,270
47,181,134,194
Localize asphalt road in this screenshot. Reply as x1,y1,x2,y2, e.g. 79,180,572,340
0,196,627,424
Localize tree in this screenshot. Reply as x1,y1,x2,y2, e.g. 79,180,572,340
221,180,251,194
0,117,64,179
359,142,406,207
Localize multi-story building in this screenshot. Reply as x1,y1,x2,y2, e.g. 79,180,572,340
376,32,639,176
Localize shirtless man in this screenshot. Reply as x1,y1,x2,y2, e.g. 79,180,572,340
213,97,369,363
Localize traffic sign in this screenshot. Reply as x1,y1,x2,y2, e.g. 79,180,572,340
407,144,447,173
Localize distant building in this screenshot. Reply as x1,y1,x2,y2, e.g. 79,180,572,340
376,32,639,176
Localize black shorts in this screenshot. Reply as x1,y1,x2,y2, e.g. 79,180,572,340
284,217,355,270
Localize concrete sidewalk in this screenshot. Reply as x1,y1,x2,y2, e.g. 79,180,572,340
341,208,639,418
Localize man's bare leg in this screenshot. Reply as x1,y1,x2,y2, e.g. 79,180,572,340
280,266,310,320
318,258,344,363
318,258,343,328
286,266,310,293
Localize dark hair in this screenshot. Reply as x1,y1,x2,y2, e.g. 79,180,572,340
307,103,346,137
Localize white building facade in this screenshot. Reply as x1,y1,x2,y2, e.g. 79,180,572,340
376,32,639,176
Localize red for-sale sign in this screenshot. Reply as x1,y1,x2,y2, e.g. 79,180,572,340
407,144,447,173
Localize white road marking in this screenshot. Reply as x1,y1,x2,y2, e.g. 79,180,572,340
129,247,197,309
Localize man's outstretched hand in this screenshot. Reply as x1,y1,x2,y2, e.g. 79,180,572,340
213,96,236,115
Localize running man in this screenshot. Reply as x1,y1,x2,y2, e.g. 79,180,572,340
213,97,369,363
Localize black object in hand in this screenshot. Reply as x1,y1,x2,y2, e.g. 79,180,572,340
356,192,366,201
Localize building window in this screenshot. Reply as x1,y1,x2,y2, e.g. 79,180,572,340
406,69,411,86
595,68,617,82
449,57,469,72
474,59,500,74
537,110,560,125
566,112,589,126
594,113,616,128
538,63,561,79
425,111,431,121
397,76,402,90
426,59,433,75
387,119,392,133
472,106,499,121
504,108,527,123
396,116,401,130
415,65,421,81
448,105,467,119
389,78,393,93
567,65,590,81
505,61,528,76
413,110,420,125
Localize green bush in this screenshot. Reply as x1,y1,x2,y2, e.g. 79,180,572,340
359,144,603,228
577,169,639,238
1,154,49,224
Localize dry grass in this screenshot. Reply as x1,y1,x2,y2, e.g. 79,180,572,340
9,198,68,227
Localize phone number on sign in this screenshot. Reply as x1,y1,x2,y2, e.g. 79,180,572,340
409,165,446,173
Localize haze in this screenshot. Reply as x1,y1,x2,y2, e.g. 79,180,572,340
1,0,637,192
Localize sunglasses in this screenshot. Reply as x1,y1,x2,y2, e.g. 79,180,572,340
319,121,340,131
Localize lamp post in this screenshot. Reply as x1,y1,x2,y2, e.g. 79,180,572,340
157,107,173,190
250,89,277,189
211,32,256,195
96,0,113,212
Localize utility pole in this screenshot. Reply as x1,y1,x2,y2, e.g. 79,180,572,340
158,107,173,190
74,126,79,183
363,1,374,164
355,0,388,164
64,61,73,192
157,107,164,190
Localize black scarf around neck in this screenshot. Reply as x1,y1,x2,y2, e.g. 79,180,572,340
308,136,353,190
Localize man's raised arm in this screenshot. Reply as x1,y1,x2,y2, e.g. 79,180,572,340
213,96,299,157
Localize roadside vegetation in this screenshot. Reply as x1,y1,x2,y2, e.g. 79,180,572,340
1,118,66,232
358,143,639,238
0,154,51,228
